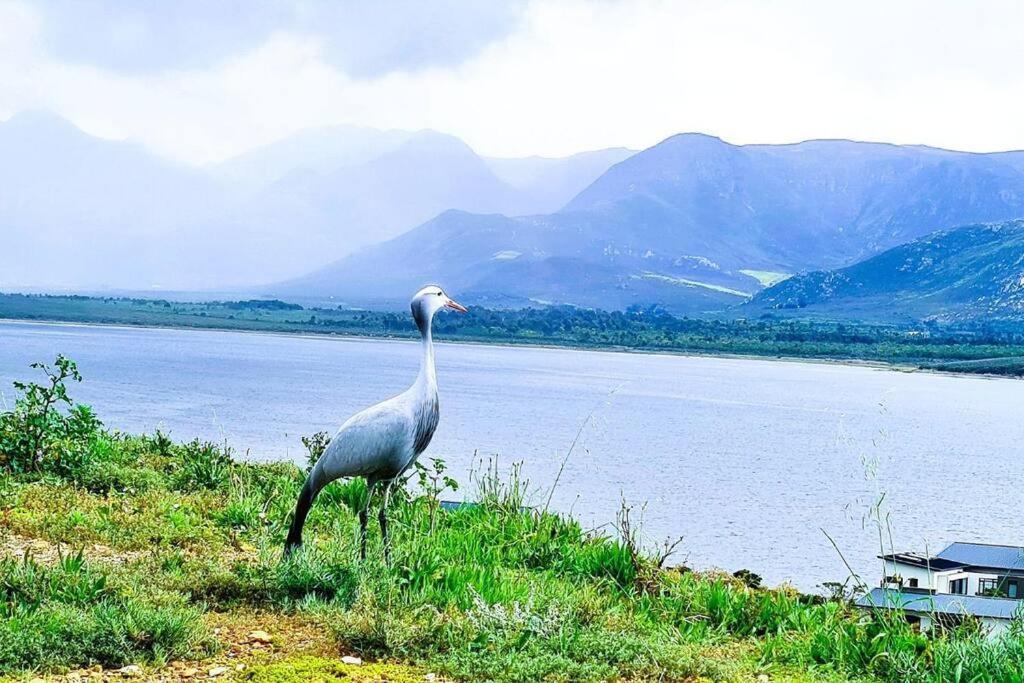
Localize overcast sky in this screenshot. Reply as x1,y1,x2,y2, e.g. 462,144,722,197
2,0,1023,164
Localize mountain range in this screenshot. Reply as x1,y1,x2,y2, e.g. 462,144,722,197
276,134,1024,314
7,109,1024,322
746,219,1024,322
0,111,632,291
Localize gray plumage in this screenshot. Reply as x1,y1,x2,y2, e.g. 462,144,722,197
284,285,466,559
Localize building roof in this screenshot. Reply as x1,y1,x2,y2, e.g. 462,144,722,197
857,588,1024,620
881,552,966,571
936,542,1024,572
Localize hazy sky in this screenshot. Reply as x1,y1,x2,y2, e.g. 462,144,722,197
2,0,1023,164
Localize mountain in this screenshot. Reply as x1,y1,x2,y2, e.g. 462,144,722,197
209,124,413,190
0,113,632,291
485,148,636,214
215,131,634,258
275,134,1024,312
745,219,1024,322
240,131,526,255
0,111,226,290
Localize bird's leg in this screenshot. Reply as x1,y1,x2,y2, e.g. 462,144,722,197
358,507,368,561
359,478,378,561
379,481,394,565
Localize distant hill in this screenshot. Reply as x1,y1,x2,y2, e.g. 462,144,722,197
0,111,226,290
276,134,1024,312
215,132,634,256
0,112,629,291
209,124,413,190
236,131,526,257
745,219,1024,322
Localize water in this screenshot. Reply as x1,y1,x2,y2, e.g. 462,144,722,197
2,320,1022,591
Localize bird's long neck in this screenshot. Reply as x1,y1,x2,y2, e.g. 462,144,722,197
416,317,437,393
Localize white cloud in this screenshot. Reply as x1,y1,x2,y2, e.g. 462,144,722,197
3,0,1024,164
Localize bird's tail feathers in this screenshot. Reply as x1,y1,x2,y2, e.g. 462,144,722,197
283,467,323,556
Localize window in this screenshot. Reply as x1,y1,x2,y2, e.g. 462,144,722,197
978,578,1000,596
949,578,967,595
908,578,919,588
1008,581,1020,599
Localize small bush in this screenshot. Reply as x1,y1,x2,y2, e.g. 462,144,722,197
172,439,232,490
0,356,102,476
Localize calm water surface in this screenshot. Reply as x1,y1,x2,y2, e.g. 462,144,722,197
2,320,1022,590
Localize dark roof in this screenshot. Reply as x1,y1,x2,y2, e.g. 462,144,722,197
937,542,1024,572
881,552,966,571
857,588,1024,620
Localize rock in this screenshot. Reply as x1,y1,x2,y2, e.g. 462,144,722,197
341,655,363,665
208,666,229,677
248,630,272,644
235,664,246,671
180,668,199,677
757,676,770,683
425,674,437,682
117,665,142,677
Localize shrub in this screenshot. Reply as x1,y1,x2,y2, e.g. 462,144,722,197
172,439,232,490
0,356,102,475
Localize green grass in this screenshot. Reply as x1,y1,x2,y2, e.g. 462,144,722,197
0,550,214,671
2,361,1024,680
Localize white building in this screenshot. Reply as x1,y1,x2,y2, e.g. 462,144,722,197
855,541,1024,636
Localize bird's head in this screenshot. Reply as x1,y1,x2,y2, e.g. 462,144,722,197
411,285,467,333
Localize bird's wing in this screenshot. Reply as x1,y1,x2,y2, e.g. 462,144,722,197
315,396,414,482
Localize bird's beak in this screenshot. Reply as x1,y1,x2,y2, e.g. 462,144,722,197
444,297,468,313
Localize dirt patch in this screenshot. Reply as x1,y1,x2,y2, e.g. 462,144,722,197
35,610,355,682
0,531,147,566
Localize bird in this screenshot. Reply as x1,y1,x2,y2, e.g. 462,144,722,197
284,285,467,560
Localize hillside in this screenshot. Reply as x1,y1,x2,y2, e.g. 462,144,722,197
277,135,1024,313
747,219,1024,322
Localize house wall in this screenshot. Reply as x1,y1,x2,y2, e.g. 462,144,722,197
885,560,940,590
905,611,1010,638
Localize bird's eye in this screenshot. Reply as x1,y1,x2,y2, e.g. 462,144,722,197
437,292,443,296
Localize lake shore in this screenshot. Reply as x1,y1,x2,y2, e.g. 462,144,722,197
5,291,1024,379
0,315,979,380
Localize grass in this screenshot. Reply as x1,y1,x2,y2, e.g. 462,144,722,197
2,362,1024,681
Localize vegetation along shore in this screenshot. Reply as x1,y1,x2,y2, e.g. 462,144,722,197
4,293,1024,377
1,356,1023,682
